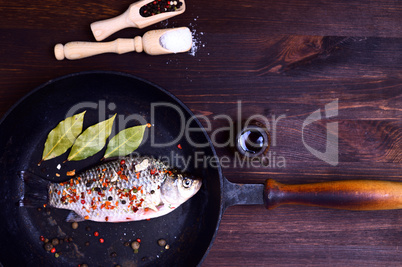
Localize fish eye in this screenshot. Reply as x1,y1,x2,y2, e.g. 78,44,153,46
182,178,192,188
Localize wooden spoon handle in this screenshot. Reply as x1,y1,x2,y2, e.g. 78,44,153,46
90,9,136,41
54,37,143,60
264,179,402,210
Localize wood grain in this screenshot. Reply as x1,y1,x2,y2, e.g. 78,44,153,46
0,0,401,266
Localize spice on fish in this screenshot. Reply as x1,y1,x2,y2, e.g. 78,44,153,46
67,170,76,176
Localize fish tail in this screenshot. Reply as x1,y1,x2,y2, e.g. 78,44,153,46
19,171,50,207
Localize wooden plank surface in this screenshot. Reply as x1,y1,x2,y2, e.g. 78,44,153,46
0,0,401,266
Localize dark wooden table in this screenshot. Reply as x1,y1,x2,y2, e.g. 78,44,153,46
1,0,401,266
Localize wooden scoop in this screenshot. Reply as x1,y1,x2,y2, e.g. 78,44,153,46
54,27,192,60
90,0,186,41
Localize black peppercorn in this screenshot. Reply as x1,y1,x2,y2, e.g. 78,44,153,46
44,242,53,251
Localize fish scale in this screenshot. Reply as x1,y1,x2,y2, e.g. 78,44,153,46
46,155,202,222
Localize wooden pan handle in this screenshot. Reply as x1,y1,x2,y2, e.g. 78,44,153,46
264,179,402,210
54,37,143,60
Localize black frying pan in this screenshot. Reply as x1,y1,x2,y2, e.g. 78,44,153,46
0,71,401,267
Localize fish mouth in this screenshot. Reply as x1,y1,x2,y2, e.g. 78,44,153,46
191,177,202,192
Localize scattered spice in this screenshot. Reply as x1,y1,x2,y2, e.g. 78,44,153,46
44,243,53,251
124,242,130,247
157,239,167,247
131,241,140,250
85,241,90,246
51,238,59,246
85,226,91,231
110,252,117,257
37,207,42,212
71,222,79,229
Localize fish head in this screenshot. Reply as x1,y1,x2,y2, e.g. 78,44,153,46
160,171,202,206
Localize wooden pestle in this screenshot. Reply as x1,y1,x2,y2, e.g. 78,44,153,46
54,27,192,60
90,0,186,41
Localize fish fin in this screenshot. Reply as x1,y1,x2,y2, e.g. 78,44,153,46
147,203,160,212
66,211,85,222
19,171,50,207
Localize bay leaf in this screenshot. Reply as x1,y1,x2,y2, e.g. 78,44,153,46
67,114,116,161
103,124,148,159
41,111,86,163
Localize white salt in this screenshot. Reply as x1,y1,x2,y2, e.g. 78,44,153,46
160,28,192,53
